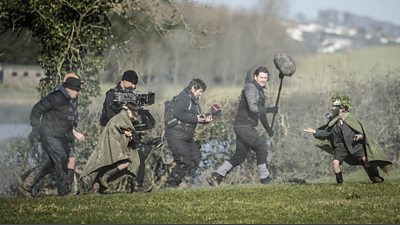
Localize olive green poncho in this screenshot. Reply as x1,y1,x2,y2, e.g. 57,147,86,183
81,109,140,178
315,112,392,172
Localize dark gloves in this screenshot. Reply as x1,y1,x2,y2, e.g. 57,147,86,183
266,107,279,114
133,132,143,143
128,133,142,149
147,137,163,148
29,127,40,143
266,128,274,137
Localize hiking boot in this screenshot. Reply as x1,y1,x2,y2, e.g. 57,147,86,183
260,176,272,184
99,167,120,190
335,172,343,184
99,176,109,189
206,172,223,187
18,185,33,198
371,176,384,183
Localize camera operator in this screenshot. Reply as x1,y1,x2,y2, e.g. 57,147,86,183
82,103,142,193
99,70,138,125
164,78,213,189
98,70,152,192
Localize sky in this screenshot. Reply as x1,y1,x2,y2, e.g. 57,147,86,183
197,0,400,25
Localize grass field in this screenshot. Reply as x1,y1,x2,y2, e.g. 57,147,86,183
1,174,400,224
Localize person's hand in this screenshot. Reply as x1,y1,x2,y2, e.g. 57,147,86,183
198,114,213,124
124,130,133,139
132,132,143,143
303,127,316,134
266,128,274,137
353,134,363,141
73,129,85,141
205,115,213,123
197,114,206,123
28,127,40,143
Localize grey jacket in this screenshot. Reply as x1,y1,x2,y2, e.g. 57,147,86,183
234,80,272,132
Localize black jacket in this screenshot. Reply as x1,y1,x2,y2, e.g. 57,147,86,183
165,87,201,141
99,83,123,126
30,86,77,138
315,118,364,155
234,80,271,132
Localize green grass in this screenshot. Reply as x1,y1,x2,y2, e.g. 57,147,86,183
312,164,400,183
285,45,400,94
2,176,400,224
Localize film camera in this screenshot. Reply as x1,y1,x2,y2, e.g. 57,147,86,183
113,90,156,131
325,100,341,120
114,91,155,107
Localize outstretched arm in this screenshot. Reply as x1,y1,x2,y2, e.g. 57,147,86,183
303,127,316,134
304,126,332,139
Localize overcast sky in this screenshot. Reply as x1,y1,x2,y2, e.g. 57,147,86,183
197,0,400,25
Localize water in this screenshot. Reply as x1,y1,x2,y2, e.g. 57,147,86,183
0,123,30,140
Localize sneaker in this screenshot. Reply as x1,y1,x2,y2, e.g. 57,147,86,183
260,176,272,184
132,184,153,193
18,186,33,198
206,172,223,187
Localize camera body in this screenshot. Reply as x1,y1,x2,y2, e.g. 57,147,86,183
112,90,156,131
325,102,341,120
199,104,222,119
114,91,155,107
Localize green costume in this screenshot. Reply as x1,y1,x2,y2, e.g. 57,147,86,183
314,112,392,173
81,109,140,178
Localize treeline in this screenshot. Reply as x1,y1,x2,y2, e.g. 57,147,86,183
0,0,304,90
104,1,304,91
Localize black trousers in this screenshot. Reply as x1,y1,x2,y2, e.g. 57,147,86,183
35,135,71,196
136,144,153,185
228,125,268,167
165,136,201,187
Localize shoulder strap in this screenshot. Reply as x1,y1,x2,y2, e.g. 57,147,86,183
187,96,192,111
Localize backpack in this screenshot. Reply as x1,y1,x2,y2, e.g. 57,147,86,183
164,96,179,128
164,94,193,128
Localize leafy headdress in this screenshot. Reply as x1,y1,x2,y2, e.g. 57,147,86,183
331,93,352,111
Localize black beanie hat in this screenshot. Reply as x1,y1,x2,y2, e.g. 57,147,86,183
122,70,138,84
63,77,81,91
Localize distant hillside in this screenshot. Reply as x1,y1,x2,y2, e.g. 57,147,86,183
286,9,400,53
